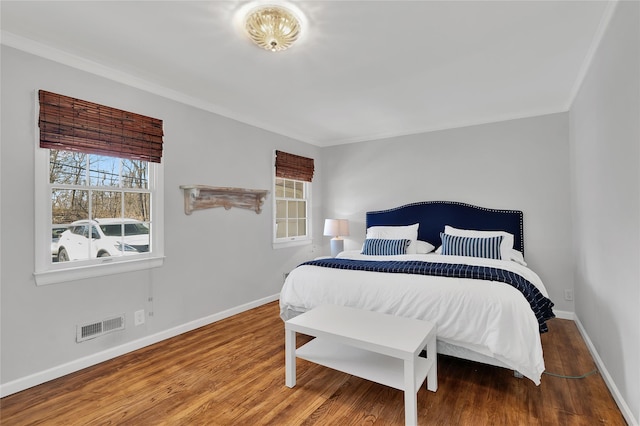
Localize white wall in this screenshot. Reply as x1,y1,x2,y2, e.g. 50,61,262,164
321,113,574,312
569,1,639,423
0,46,322,390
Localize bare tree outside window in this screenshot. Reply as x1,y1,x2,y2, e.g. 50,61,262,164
50,152,150,224
49,150,152,263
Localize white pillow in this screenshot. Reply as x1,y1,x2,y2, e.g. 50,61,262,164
366,223,419,254
416,240,435,254
510,249,527,266
443,225,514,261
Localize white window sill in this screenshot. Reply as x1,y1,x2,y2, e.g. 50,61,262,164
272,239,312,250
34,256,165,286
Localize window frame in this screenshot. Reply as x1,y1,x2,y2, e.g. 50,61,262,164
272,176,312,249
34,94,164,286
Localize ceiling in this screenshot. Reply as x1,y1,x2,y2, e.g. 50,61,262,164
1,1,614,147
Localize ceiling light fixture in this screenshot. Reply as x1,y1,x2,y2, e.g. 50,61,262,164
244,5,301,52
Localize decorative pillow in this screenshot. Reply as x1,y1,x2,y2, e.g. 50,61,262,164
443,225,514,261
440,233,503,260
361,238,411,256
416,240,436,254
366,223,419,254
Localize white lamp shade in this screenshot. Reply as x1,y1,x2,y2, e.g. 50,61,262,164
323,219,349,237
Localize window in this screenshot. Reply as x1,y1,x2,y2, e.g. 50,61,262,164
34,90,164,285
50,152,152,262
275,177,309,240
273,150,314,247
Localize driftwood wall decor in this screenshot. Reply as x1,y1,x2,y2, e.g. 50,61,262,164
180,185,269,215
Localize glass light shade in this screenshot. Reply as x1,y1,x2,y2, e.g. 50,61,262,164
244,5,301,52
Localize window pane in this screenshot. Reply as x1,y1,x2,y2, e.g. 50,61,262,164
51,224,68,263
52,188,89,223
287,220,298,237
294,181,304,199
298,219,307,236
89,223,125,258
124,192,150,221
276,200,286,219
275,179,285,198
131,223,151,253
287,201,298,218
285,179,295,197
89,154,120,187
296,201,306,218
91,191,122,219
276,218,286,238
85,225,100,259
122,159,148,189
50,150,87,185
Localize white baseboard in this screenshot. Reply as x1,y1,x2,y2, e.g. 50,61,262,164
0,293,280,398
553,309,574,320
573,315,638,426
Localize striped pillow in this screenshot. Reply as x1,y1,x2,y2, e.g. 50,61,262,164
361,238,411,256
440,233,503,260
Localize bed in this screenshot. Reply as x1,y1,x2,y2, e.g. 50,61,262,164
279,201,555,385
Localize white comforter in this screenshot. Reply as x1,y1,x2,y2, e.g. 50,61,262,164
279,250,550,385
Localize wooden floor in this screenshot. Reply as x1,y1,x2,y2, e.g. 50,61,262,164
1,301,627,425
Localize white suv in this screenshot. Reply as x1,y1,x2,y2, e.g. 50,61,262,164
57,218,149,262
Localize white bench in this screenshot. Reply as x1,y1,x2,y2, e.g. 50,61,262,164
285,304,437,426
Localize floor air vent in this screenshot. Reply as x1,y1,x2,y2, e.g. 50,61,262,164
77,314,125,342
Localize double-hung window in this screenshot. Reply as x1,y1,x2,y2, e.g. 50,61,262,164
273,150,314,248
34,90,164,285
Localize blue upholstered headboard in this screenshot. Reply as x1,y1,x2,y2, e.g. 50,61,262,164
366,201,524,256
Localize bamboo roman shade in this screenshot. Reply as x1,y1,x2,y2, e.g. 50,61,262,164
38,90,164,163
275,150,314,182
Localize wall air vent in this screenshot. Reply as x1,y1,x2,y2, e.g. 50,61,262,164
76,314,125,342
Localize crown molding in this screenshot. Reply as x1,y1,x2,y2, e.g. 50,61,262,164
1,30,315,145
564,0,619,110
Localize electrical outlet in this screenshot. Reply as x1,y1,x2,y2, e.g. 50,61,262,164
564,289,574,301
134,309,145,326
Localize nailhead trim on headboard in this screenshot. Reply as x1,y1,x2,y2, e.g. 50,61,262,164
366,201,525,256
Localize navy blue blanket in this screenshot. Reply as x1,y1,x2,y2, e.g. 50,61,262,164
300,258,555,333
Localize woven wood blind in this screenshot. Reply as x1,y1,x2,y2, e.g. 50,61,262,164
38,90,164,163
275,150,314,182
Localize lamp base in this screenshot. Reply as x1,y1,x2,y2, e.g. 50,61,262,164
330,238,344,257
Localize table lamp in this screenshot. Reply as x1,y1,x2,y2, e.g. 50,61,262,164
323,219,350,257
